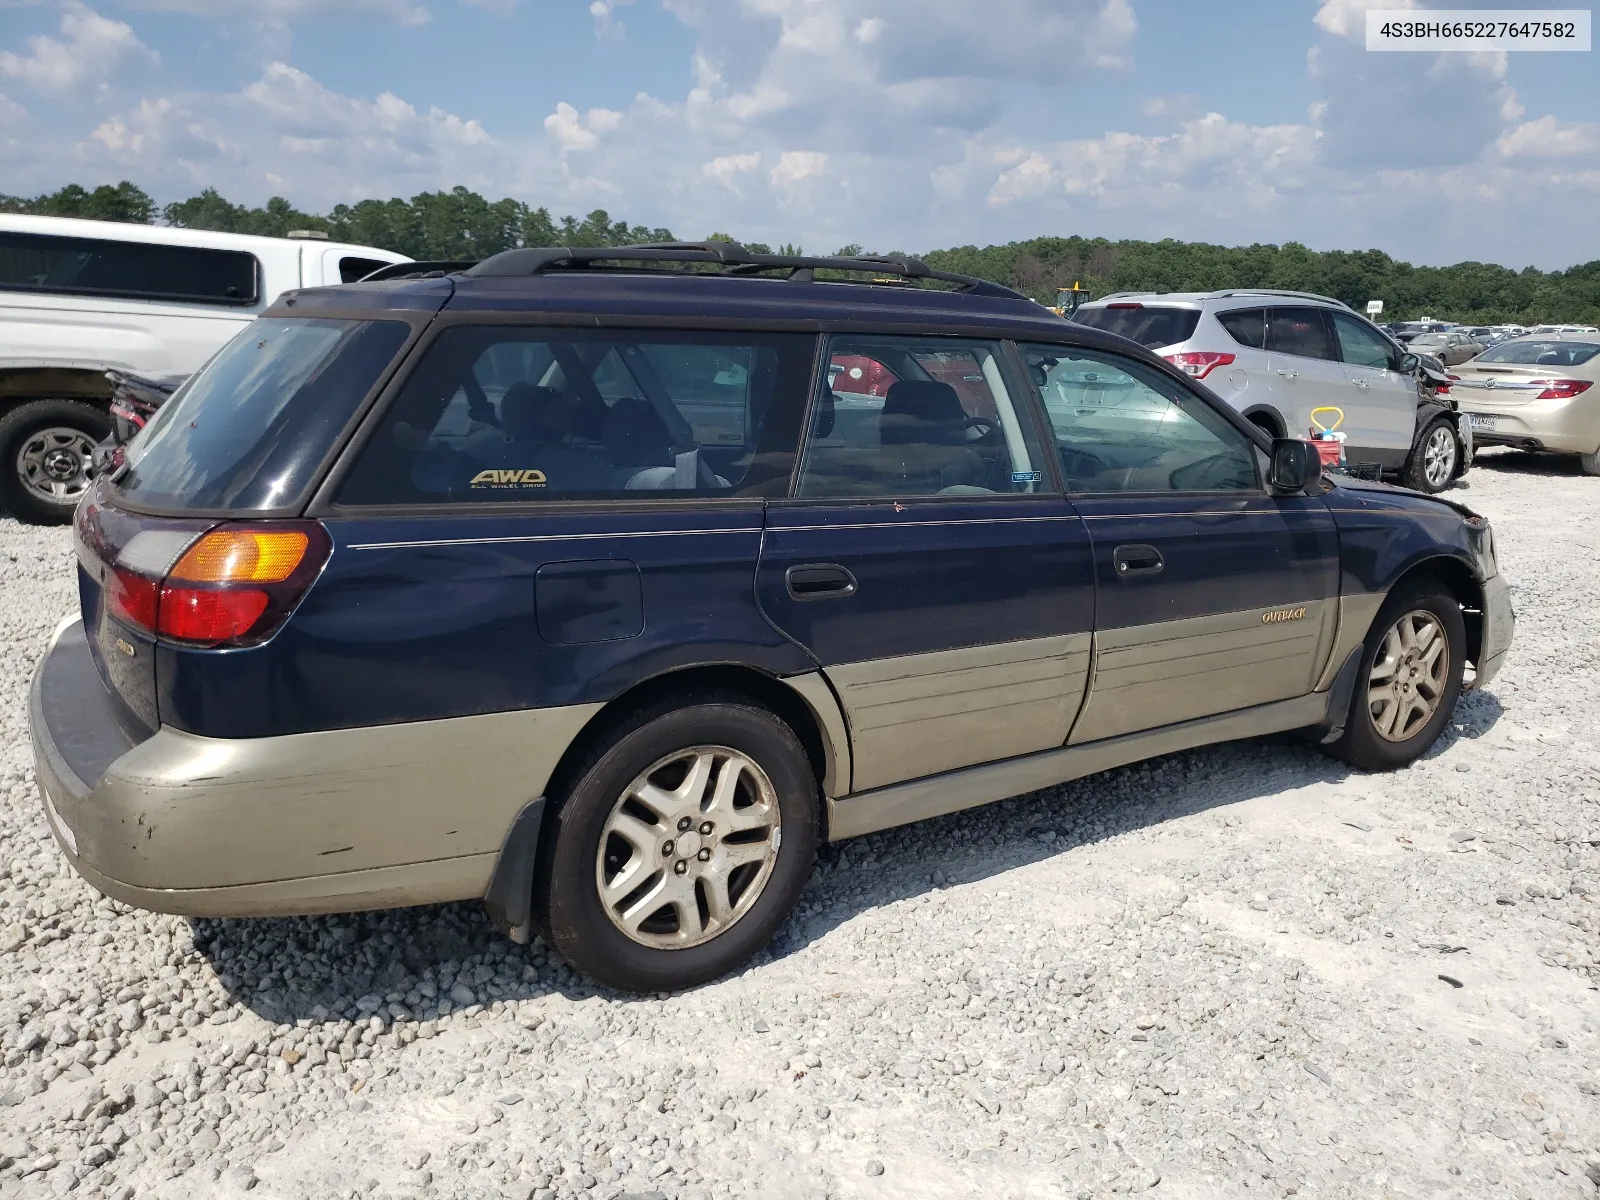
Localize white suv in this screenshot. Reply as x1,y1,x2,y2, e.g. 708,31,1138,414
1073,289,1468,493
0,214,409,523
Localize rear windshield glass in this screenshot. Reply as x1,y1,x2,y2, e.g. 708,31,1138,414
1475,340,1599,366
1073,305,1200,349
117,318,408,511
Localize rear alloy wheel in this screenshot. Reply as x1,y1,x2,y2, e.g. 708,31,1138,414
0,400,112,524
1579,448,1600,477
1403,418,1459,493
596,746,783,950
1324,582,1465,771
538,695,818,992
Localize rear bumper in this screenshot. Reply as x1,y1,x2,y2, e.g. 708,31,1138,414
31,620,598,918
1474,572,1514,690
1461,398,1600,455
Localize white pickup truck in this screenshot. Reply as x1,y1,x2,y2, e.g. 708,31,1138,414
0,214,409,523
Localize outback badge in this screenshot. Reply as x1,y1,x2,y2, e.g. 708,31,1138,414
1261,606,1307,625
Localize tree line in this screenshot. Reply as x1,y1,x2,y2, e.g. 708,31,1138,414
4,181,1596,323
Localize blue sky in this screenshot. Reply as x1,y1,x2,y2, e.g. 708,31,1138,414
1,0,1597,268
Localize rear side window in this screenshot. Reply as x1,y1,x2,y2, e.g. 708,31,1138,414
1266,307,1336,361
118,318,408,510
338,327,815,504
1215,308,1266,349
0,231,259,306
1073,305,1200,349
338,257,389,283
796,336,1046,499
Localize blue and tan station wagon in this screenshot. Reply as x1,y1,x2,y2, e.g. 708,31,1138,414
30,243,1514,992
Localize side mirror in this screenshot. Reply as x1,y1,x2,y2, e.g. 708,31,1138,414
1398,352,1419,375
1268,437,1323,495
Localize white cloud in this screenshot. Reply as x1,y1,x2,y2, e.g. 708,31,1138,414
986,114,1318,212
1313,0,1416,40
0,3,155,92
769,149,827,188
1498,116,1600,160
1308,5,1520,171
589,0,634,40
703,151,761,188
544,101,623,152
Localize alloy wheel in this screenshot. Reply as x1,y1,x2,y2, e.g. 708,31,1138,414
1367,610,1450,742
17,426,97,505
595,746,782,950
1422,425,1457,489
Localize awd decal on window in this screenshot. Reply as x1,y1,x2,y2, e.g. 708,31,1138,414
1261,606,1307,624
470,468,548,489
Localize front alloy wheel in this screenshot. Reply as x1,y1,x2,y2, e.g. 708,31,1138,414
1366,610,1449,741
1323,582,1465,771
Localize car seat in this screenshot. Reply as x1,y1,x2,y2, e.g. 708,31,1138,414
874,380,986,490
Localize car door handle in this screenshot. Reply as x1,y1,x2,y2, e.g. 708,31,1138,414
1275,369,1299,379
1352,378,1370,388
1112,544,1164,577
785,564,858,601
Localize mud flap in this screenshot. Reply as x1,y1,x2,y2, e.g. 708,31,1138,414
482,797,546,944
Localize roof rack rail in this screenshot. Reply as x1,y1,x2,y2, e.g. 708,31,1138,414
465,241,1027,299
1094,292,1159,302
1207,288,1352,309
359,260,478,283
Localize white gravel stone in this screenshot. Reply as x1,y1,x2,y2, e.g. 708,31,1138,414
2,458,1598,1198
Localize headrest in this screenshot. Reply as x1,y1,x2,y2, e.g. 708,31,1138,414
499,383,563,439
879,379,966,446
603,397,674,468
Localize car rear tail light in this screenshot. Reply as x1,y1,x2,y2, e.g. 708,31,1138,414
1533,379,1593,400
96,521,330,648
1163,351,1236,380
106,566,160,631
1106,302,1143,309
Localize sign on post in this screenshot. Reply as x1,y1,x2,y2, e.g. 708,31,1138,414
1366,300,1384,316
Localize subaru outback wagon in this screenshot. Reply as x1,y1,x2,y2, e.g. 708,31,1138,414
31,244,1514,993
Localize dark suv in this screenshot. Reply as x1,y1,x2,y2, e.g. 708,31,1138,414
31,244,1514,993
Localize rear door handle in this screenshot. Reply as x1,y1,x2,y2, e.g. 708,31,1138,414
1276,369,1299,379
1112,544,1164,577
1352,378,1370,389
785,564,858,601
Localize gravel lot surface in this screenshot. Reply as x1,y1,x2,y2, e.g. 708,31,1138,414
2,452,1598,1200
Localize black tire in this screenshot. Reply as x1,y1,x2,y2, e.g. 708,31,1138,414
1402,416,1460,494
0,400,111,525
535,692,819,993
1323,581,1465,771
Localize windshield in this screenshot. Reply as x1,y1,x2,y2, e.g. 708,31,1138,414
1475,340,1599,367
1073,305,1201,349
118,317,408,511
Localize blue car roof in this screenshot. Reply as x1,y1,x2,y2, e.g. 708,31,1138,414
282,271,1106,344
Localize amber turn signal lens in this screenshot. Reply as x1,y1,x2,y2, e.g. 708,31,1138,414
169,529,310,584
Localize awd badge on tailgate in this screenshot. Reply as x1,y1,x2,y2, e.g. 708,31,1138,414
1261,607,1307,625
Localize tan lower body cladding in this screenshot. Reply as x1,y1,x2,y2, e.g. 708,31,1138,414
825,632,1092,792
